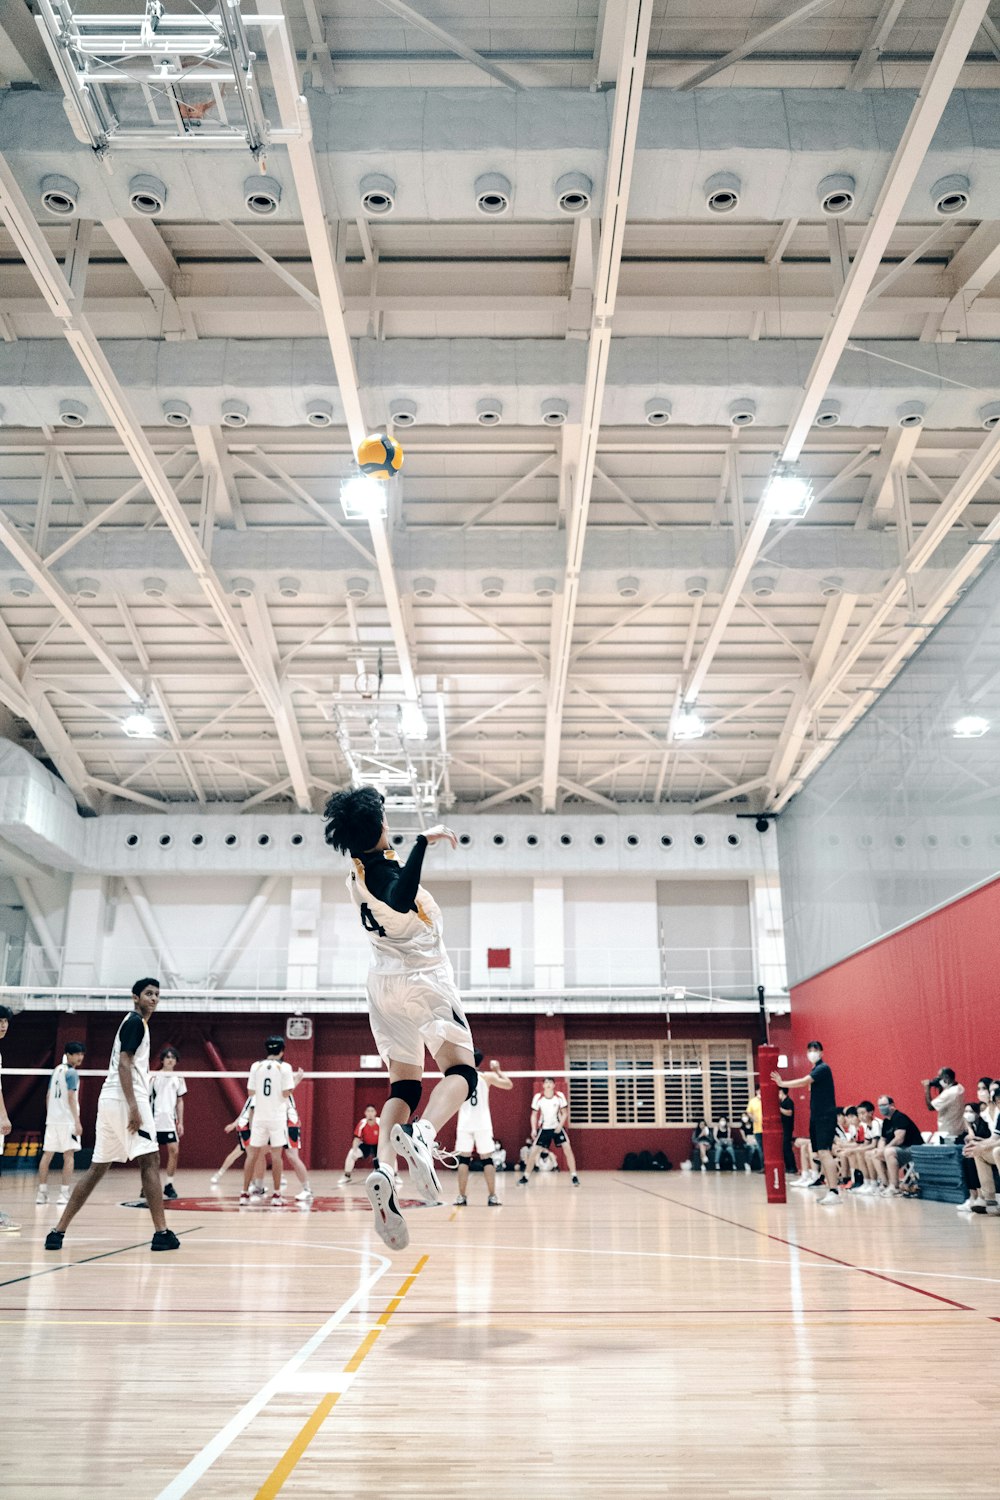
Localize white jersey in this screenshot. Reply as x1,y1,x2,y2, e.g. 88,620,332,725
236,1094,253,1128
457,1076,495,1137
533,1090,567,1130
348,854,450,975
101,1011,151,1102
151,1072,187,1132
248,1058,294,1121
46,1058,81,1125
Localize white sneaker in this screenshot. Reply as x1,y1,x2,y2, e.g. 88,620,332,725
883,1186,901,1198
35,1187,48,1205
295,1188,313,1202
210,1173,221,1186
337,1174,352,1186
365,1164,409,1251
57,1187,70,1206
986,1202,1000,1217
0,1209,22,1232
390,1121,442,1204
958,1197,976,1212
270,1194,285,1208
818,1189,841,1205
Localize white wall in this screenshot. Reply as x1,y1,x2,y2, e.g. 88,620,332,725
468,877,534,986
563,876,660,987
657,879,753,996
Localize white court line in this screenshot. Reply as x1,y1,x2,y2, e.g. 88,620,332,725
273,1372,357,1394
155,1239,390,1500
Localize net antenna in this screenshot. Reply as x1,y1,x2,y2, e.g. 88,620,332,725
34,0,295,160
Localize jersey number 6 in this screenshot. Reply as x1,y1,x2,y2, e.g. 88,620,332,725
262,1077,271,1096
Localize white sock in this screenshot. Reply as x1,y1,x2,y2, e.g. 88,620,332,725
419,1120,437,1141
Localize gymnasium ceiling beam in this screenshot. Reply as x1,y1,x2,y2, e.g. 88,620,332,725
846,0,908,90
369,0,523,91
540,0,652,813
677,0,838,91
680,0,991,715
263,8,420,712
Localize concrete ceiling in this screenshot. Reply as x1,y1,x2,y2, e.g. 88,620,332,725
0,0,999,823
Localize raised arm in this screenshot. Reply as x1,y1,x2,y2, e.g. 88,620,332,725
772,1070,813,1089
487,1060,514,1091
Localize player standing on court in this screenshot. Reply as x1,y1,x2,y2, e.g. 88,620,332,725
150,1046,186,1200
324,785,480,1251
36,1042,85,1206
454,1051,512,1206
518,1077,581,1186
241,1036,294,1207
211,1094,252,1186
44,979,180,1252
0,1003,19,1232
339,1104,380,1185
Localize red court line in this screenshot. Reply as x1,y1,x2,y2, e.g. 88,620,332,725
617,1179,975,1312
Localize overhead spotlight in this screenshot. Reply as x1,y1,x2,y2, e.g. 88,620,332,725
399,701,429,740
814,399,841,428
481,576,504,599
751,574,776,598
534,576,557,599
277,577,301,599
953,715,989,739
704,171,741,214
896,400,925,429
686,576,708,599
617,576,640,600
674,708,706,741
40,174,79,216
142,576,166,599
978,401,1000,431
244,174,282,216
476,398,503,426
162,399,191,428
306,399,334,428
541,397,569,427
59,400,88,428
389,398,417,428
475,172,512,216
230,577,255,598
73,577,100,600
818,173,855,216
8,577,33,599
755,816,770,834
360,173,396,216
129,174,166,215
340,473,387,519
931,174,970,217
346,576,371,600
122,706,157,739
728,398,756,427
645,398,672,426
412,576,435,599
221,400,249,429
761,462,813,518
555,172,592,215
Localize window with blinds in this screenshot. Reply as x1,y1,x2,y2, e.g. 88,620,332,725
567,1039,753,1128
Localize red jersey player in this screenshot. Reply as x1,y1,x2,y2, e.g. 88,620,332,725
339,1105,380,1185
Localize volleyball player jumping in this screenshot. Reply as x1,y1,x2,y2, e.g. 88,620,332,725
324,786,479,1252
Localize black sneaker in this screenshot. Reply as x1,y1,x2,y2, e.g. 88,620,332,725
163,1183,178,1200
517,1175,529,1185
571,1175,581,1186
44,1228,64,1251
453,1195,467,1206
151,1229,181,1251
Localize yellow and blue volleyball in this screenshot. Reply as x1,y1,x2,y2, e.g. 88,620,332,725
356,432,404,480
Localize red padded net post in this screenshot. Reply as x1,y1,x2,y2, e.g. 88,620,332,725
758,1044,786,1204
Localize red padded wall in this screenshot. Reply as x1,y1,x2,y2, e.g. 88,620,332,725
780,875,1000,1126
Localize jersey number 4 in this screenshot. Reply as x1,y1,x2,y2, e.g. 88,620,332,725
360,903,387,938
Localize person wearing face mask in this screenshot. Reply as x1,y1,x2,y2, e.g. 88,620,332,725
921,1067,965,1143
962,1091,1000,1216
771,1041,841,1205
977,1077,999,1132
958,1101,994,1213
873,1095,924,1196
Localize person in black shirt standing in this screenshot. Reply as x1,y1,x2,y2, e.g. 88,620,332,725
772,1040,841,1204
874,1094,924,1197
778,1086,796,1174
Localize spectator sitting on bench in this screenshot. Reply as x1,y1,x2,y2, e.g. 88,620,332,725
691,1119,715,1171
922,1067,965,1142
962,1092,1000,1217
843,1100,881,1193
739,1109,763,1172
713,1116,737,1171
833,1106,860,1183
978,1076,999,1132
874,1095,924,1197
959,1101,995,1213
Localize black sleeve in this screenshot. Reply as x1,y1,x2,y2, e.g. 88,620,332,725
363,837,428,914
118,1012,145,1056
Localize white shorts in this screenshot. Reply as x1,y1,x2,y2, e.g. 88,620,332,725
455,1128,496,1157
42,1121,80,1155
250,1118,288,1149
92,1094,158,1164
367,966,474,1067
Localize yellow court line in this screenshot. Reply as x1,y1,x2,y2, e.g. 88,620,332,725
254,1255,428,1500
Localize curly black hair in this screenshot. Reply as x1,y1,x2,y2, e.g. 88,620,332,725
323,785,386,855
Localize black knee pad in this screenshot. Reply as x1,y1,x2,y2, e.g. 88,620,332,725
457,1154,473,1167
445,1063,479,1100
389,1079,423,1112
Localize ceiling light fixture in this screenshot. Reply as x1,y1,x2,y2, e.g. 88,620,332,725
340,474,388,520
761,463,813,519
952,715,989,739
673,708,706,741
122,706,157,739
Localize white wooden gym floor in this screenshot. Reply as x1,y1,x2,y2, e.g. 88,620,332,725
2,1169,997,1498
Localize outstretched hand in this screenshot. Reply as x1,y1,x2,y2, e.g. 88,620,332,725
423,825,458,848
